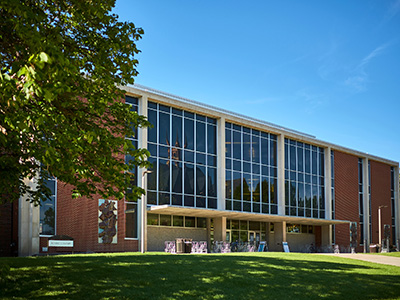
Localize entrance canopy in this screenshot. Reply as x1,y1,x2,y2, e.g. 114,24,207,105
149,205,350,226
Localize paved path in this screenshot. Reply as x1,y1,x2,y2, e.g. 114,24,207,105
320,253,400,267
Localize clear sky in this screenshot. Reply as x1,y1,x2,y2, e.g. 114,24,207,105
113,0,400,164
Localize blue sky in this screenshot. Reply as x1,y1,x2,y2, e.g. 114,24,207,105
113,0,400,164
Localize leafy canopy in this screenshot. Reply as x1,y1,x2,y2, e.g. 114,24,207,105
0,0,150,205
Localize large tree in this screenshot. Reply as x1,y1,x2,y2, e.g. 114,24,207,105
0,0,150,205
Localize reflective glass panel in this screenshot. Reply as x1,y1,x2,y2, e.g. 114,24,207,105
243,134,251,161
158,159,170,192
208,167,217,197
159,112,170,145
243,173,251,201
207,124,216,154
196,165,206,196
196,122,206,152
184,118,194,150
148,109,157,143
172,115,182,149
184,163,195,194
233,131,241,159
232,172,241,200
172,162,182,193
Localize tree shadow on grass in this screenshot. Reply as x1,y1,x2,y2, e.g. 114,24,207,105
1,253,400,299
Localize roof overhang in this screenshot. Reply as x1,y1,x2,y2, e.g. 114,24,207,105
148,205,350,226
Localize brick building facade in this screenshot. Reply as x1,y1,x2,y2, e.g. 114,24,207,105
2,85,399,256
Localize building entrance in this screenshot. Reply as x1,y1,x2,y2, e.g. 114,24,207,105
249,231,260,243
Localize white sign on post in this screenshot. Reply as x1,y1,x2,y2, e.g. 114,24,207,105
258,241,266,252
282,242,290,253
48,240,74,247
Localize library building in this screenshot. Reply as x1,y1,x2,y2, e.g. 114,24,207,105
1,84,399,256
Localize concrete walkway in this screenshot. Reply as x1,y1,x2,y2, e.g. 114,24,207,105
320,253,400,267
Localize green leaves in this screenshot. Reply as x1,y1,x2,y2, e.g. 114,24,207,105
0,0,147,205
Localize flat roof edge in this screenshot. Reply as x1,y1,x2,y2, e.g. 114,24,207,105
121,84,399,166
128,84,316,139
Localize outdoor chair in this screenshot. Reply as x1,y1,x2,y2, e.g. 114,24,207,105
164,241,176,253
191,241,199,253
221,242,231,253
199,241,207,253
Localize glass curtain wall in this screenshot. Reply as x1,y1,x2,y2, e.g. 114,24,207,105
284,138,325,218
225,123,278,214
146,101,217,209
125,95,139,238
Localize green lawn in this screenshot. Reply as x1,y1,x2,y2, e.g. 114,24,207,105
1,252,399,300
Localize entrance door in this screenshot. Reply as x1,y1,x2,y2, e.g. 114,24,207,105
249,231,260,242
249,231,256,243
226,230,231,243
249,231,260,250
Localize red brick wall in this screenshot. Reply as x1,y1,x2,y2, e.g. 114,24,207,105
39,181,138,254
0,201,18,256
38,96,140,254
333,151,359,250
370,160,392,245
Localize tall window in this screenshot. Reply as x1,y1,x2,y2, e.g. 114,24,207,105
391,167,396,245
225,123,278,214
40,176,56,236
284,139,325,218
146,101,217,209
125,95,139,238
358,158,364,244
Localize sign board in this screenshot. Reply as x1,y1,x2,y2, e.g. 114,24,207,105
48,240,74,247
282,242,290,253
258,241,266,252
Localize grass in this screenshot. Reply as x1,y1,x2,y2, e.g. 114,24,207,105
1,252,400,300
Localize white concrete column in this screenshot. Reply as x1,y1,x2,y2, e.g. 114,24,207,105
206,218,212,252
272,221,286,251
277,134,285,215
266,222,271,244
138,95,148,252
363,157,370,248
18,177,40,256
321,225,332,249
213,217,226,241
217,117,226,210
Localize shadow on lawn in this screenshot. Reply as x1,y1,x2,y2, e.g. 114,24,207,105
1,253,400,299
